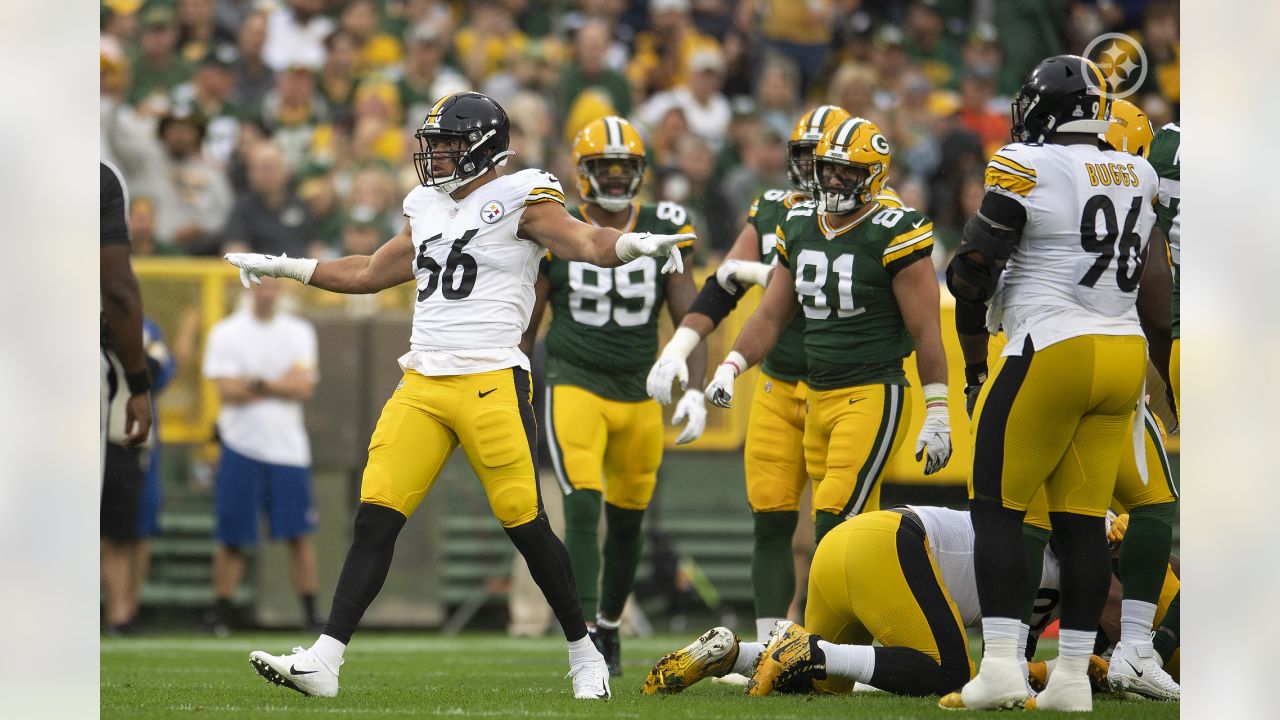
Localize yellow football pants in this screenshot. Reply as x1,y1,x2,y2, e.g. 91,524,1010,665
805,383,912,519
805,510,973,694
744,372,809,512
970,334,1147,517
544,384,663,510
360,368,540,528
1169,337,1180,422
1024,401,1178,531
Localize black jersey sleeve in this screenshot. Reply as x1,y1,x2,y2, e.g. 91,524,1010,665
101,161,130,248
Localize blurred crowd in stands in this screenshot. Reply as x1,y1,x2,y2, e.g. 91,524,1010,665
100,0,1179,267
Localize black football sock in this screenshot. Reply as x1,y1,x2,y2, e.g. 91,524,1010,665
505,513,589,642
970,498,1027,619
752,511,798,619
562,489,602,618
599,502,645,620
1118,501,1176,605
1049,511,1111,632
870,646,968,696
322,502,406,644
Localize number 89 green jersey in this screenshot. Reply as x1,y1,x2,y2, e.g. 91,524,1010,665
775,200,935,390
541,202,695,401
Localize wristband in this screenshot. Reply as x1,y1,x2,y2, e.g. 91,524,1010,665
125,370,151,395
722,350,748,377
278,255,319,285
662,327,702,362
964,362,988,388
733,260,773,288
922,383,948,413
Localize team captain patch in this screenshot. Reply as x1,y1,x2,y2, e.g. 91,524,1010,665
481,200,505,224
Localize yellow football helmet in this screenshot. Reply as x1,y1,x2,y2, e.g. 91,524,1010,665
572,116,646,212
788,105,852,191
812,117,891,213
1103,98,1154,158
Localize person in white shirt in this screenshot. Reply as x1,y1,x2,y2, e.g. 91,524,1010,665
202,277,319,634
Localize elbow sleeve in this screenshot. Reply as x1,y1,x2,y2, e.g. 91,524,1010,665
688,276,743,325
945,215,1022,303
955,297,989,337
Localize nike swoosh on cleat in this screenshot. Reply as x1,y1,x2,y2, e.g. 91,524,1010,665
478,388,497,398
1126,659,1143,678
290,665,318,675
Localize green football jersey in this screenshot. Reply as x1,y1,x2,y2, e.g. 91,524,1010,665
1149,123,1181,339
776,200,935,390
542,202,695,401
747,188,810,382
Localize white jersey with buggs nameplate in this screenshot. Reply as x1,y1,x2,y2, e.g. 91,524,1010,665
399,168,566,376
983,142,1158,356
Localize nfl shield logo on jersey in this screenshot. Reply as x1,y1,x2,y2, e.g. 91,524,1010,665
481,200,505,224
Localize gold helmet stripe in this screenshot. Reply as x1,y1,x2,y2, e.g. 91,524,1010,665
1084,59,1109,120
423,92,459,128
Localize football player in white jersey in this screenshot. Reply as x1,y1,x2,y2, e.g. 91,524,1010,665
940,57,1159,712
225,92,692,701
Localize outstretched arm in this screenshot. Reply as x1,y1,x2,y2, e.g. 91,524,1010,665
518,201,689,273
307,222,416,293
227,222,416,294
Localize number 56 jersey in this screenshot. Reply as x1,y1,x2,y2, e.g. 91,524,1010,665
983,142,1159,355
400,168,566,377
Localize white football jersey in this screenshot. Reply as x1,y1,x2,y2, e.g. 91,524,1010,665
983,142,1159,355
398,168,566,376
909,505,1057,630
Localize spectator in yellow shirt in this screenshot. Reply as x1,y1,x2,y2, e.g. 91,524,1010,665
455,0,529,85
627,0,720,100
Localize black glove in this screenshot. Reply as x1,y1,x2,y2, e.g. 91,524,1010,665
964,362,988,420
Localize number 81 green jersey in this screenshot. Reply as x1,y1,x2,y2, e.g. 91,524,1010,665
541,202,695,401
775,200,935,390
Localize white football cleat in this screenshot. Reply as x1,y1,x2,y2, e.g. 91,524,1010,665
1028,662,1093,712
568,657,611,700
1107,641,1179,701
940,655,1028,710
249,646,340,697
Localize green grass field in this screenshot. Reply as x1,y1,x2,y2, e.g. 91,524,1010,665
102,632,1179,718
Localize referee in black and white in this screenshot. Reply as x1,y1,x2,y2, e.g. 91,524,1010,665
100,160,152,460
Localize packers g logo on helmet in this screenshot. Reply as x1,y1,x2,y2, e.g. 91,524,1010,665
813,117,892,214
572,116,646,212
1103,98,1154,158
788,105,852,192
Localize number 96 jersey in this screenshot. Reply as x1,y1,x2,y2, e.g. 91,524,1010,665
400,168,567,376
983,142,1159,355
541,202,695,401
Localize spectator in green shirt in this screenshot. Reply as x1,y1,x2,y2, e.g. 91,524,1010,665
128,5,195,107
556,18,631,127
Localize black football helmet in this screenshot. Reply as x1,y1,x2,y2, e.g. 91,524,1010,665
1011,55,1112,144
414,92,513,192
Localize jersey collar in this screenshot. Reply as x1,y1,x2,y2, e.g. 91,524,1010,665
819,201,880,239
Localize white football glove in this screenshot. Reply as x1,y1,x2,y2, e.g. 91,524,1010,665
672,389,707,445
646,357,687,405
616,231,694,274
714,259,773,293
705,352,747,409
915,384,953,476
224,252,318,289
647,327,702,405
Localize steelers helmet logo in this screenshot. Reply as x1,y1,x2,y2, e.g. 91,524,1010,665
1083,32,1149,100
870,133,890,155
481,200,505,224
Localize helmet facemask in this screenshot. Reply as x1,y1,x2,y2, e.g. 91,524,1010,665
414,126,512,193
814,156,877,214
580,155,645,212
787,141,818,192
